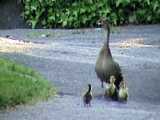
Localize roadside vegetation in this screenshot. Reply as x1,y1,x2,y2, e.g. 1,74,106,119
0,58,56,109
22,0,160,28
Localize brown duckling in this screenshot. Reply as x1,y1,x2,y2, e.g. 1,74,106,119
118,80,128,102
83,84,92,107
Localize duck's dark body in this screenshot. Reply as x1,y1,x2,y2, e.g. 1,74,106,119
83,84,92,106
95,20,123,89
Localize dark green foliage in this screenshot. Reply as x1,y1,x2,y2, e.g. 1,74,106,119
22,0,160,28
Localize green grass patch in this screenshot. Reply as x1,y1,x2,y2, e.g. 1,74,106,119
0,58,56,109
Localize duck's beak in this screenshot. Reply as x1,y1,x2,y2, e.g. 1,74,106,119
97,21,102,26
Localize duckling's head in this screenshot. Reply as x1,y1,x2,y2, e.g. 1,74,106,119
87,84,92,92
110,75,116,84
119,80,127,89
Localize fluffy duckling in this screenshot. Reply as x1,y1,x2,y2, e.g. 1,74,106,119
83,84,92,107
118,80,128,102
105,75,118,100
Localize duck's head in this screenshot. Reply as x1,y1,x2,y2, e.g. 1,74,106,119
110,75,116,84
97,18,109,29
87,84,92,93
88,84,91,89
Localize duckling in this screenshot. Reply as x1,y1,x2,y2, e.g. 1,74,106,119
83,84,92,107
105,75,118,100
118,80,128,102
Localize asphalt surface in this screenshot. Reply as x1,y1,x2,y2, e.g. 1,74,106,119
0,25,160,120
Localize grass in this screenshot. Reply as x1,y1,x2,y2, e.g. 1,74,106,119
0,58,56,109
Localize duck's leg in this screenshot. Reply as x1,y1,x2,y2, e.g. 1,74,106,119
101,81,104,88
84,103,86,107
89,102,91,107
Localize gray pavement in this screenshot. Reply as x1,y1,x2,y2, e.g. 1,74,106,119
0,25,160,120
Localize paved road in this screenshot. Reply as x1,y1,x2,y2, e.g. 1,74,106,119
0,25,160,120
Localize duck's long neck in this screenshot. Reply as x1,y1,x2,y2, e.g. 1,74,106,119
87,85,91,93
106,24,110,48
104,23,112,57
